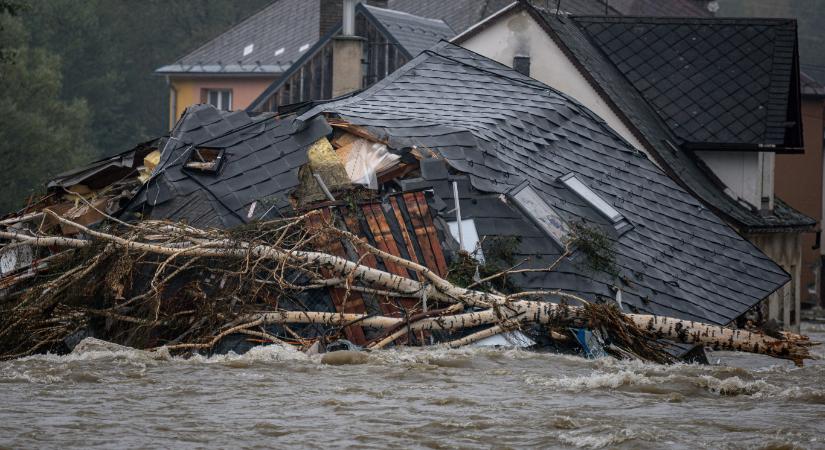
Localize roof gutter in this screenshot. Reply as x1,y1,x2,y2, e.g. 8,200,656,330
681,141,804,154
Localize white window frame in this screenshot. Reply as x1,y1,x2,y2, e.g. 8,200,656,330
560,173,631,233
205,89,233,110
508,181,569,247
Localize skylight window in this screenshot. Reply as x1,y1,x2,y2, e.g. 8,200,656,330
561,173,631,233
274,47,285,57
299,43,310,52
509,182,569,246
243,44,254,56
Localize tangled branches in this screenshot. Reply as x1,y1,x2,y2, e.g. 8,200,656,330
0,209,818,365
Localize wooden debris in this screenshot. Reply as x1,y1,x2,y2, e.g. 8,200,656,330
0,209,817,365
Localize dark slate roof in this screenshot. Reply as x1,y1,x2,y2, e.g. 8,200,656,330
802,71,825,98
125,105,331,228
604,0,715,17
531,10,814,231
387,0,515,35
529,0,715,16
363,5,455,57
574,16,799,147
156,0,718,75
157,0,320,75
303,41,789,326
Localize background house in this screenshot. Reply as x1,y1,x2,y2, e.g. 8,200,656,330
453,1,815,330
775,75,825,311
714,0,825,311
157,0,720,125
155,0,515,128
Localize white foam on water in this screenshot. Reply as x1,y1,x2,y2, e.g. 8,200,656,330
527,369,664,391
557,427,643,449
0,367,64,384
695,375,773,396
186,342,310,364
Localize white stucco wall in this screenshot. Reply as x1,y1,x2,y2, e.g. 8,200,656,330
458,10,648,154
458,10,779,211
694,151,765,209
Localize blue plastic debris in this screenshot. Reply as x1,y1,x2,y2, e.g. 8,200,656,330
570,328,607,359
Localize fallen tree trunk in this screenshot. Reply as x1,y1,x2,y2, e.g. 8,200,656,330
0,210,818,364
235,305,816,364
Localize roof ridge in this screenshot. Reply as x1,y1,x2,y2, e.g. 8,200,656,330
363,3,450,25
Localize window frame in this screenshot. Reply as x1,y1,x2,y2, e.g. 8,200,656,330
508,181,570,247
560,173,631,234
183,146,225,174
203,88,233,110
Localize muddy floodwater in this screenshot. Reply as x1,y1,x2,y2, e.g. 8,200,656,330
1,326,824,449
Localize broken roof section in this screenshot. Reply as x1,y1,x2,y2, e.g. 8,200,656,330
299,41,788,326
125,106,331,228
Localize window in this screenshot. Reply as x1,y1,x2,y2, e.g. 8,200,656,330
205,89,232,110
509,182,569,246
184,147,225,174
560,173,631,233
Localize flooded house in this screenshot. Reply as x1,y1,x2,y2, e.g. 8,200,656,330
6,40,801,361
453,0,818,331
2,1,819,365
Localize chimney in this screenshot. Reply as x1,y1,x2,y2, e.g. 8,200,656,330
513,55,531,77
331,0,365,97
319,0,344,36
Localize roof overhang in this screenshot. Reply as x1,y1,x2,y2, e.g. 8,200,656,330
451,1,522,44
154,64,287,77
682,141,805,154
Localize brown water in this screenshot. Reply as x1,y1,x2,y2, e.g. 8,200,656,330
1,326,824,449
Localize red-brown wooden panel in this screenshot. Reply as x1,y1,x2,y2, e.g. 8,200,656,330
412,192,448,277
306,210,367,344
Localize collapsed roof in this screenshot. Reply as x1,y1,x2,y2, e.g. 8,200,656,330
133,41,790,328
125,107,331,228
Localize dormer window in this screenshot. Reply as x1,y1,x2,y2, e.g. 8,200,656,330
184,147,225,174
561,173,631,233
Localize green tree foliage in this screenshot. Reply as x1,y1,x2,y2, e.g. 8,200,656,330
0,11,93,213
0,0,271,212
22,0,272,155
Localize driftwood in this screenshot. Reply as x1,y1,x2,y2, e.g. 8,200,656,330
0,209,818,365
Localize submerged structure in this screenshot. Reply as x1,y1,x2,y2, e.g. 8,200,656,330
0,42,815,364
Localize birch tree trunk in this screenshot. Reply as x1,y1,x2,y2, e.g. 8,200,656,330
0,210,817,364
